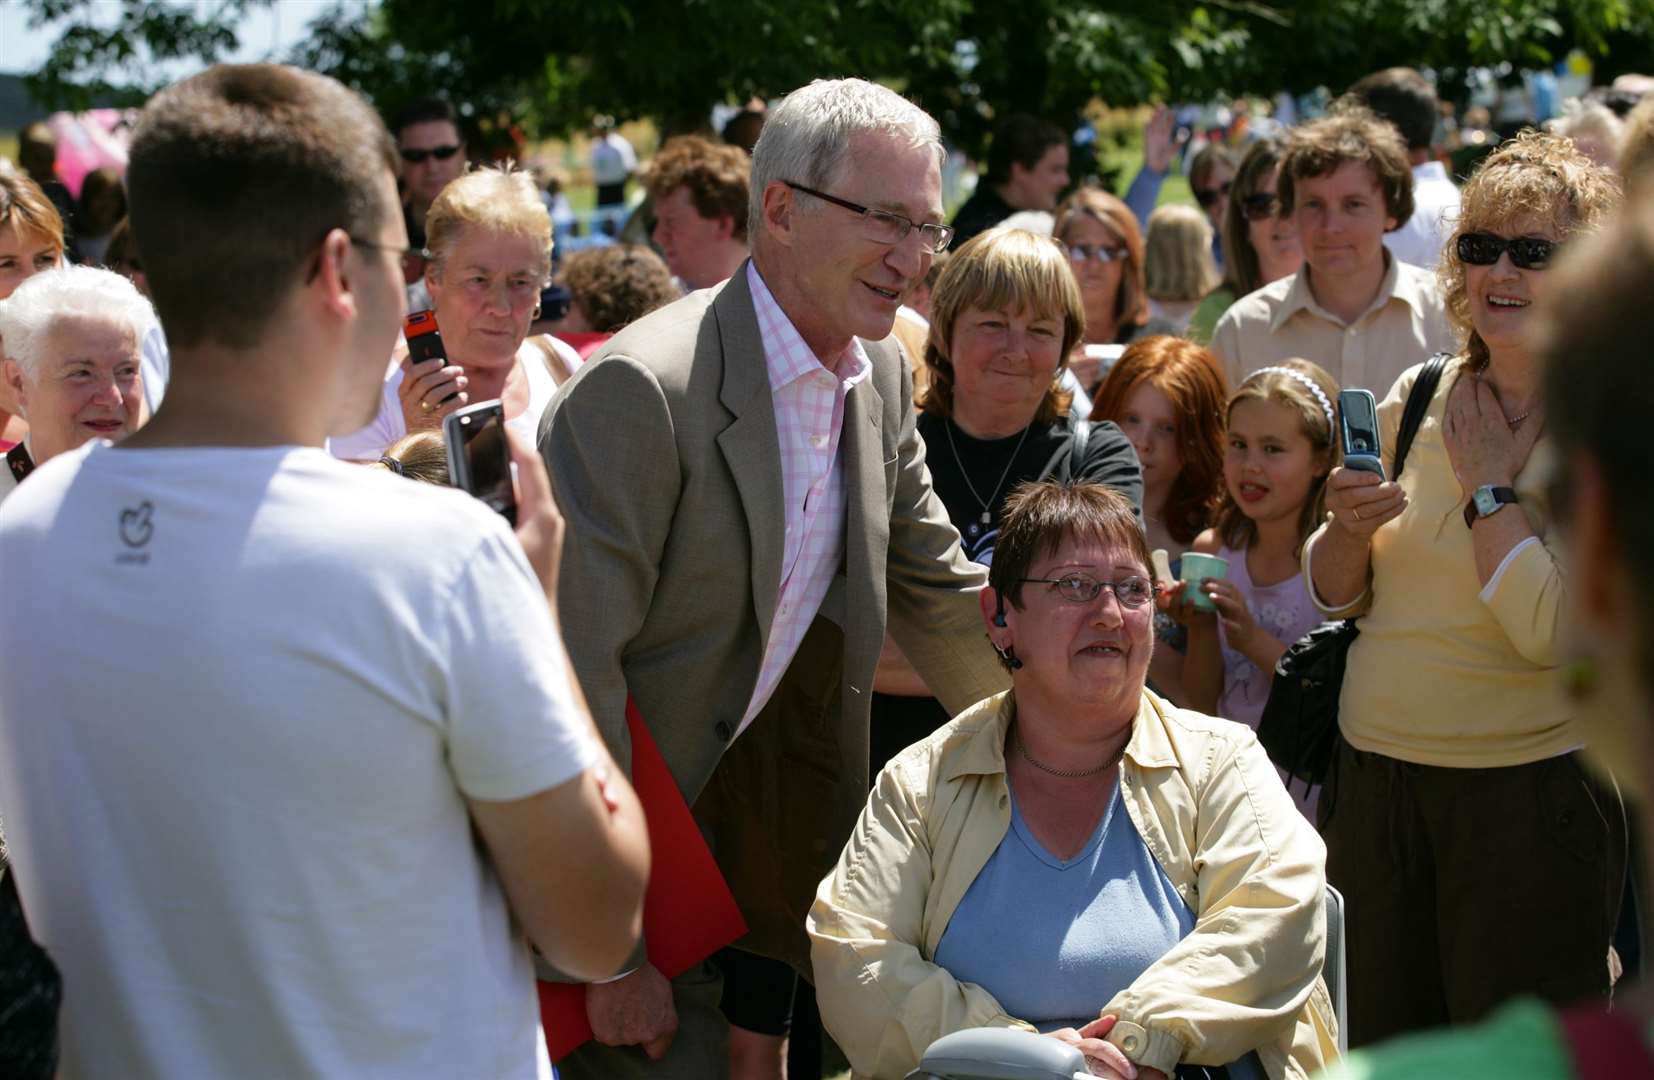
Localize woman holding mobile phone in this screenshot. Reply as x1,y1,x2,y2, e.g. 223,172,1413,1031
1303,132,1626,1049
330,164,580,461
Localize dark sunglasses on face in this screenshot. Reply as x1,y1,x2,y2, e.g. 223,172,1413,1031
1240,193,1280,221
1065,242,1128,263
399,144,462,164
1193,180,1233,208
1456,232,1558,270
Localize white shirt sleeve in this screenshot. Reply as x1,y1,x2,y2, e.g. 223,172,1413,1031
437,523,599,800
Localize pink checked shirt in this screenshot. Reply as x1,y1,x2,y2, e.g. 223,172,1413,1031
739,263,872,736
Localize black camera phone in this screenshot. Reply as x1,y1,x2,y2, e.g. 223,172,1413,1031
443,400,517,526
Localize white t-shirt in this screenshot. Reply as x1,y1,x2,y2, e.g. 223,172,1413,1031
1384,160,1462,273
0,441,597,1079
329,336,579,462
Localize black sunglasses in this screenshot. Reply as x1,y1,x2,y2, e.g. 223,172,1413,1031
399,144,462,164
1456,232,1558,270
1193,180,1233,208
1240,193,1280,221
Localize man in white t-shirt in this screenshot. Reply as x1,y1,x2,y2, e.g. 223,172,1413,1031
1349,67,1463,272
0,63,649,1080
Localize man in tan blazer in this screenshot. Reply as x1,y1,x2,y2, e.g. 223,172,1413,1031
540,78,1008,1078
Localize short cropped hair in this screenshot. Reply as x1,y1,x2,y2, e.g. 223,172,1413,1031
1144,204,1218,303
645,136,751,242
0,171,66,254
990,480,1153,613
918,225,1082,425
0,264,154,380
1347,67,1439,152
1278,104,1415,230
1053,187,1150,330
424,163,552,285
1536,190,1654,699
558,244,678,333
125,63,399,350
748,78,942,240
392,97,461,141
1442,130,1621,370
985,114,1067,184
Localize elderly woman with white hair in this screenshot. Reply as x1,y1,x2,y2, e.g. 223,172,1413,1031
330,164,581,460
0,264,153,503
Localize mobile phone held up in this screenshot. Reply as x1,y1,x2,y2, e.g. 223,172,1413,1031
1337,388,1385,480
444,400,518,526
404,310,460,405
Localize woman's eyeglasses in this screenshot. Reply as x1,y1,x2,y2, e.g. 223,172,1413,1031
1065,243,1128,264
1019,573,1155,608
1193,180,1233,209
1456,232,1558,270
1240,193,1281,221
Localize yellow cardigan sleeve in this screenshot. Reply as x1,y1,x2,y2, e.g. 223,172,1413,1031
808,757,1034,1079
1102,731,1330,1075
1480,534,1565,667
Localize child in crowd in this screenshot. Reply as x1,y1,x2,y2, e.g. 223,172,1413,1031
1179,359,1341,819
1090,335,1228,701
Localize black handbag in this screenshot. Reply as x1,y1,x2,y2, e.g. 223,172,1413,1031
1257,353,1450,786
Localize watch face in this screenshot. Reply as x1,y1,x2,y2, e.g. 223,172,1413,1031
1475,487,1500,516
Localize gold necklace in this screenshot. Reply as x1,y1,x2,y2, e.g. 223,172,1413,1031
1013,725,1125,779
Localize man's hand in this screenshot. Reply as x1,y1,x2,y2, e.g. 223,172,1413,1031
1142,106,1179,175
587,963,678,1059
505,430,564,600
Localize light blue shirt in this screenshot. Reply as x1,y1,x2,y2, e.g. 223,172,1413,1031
934,783,1265,1079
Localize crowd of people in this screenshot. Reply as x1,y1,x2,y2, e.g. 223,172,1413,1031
2,51,1654,1080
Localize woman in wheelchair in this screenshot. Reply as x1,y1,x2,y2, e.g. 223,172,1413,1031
809,482,1336,1079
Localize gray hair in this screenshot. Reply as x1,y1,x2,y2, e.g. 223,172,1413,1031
0,265,155,381
747,78,943,239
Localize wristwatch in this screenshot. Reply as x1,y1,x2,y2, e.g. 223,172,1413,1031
1463,485,1519,528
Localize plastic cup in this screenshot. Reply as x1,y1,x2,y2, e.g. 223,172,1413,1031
1178,552,1229,612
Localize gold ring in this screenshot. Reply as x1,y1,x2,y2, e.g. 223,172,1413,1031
421,400,433,413
1353,507,1362,522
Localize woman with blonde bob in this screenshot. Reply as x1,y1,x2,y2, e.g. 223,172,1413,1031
0,170,69,445
1143,204,1219,333
331,163,582,460
1308,130,1627,1048
871,225,1141,780
813,480,1335,1080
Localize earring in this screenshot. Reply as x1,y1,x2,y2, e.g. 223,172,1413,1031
530,304,543,321
989,637,1023,671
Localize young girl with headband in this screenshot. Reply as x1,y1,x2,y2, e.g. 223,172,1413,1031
1178,358,1342,819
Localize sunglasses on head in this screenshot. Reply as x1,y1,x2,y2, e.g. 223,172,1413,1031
1065,242,1128,263
1456,232,1558,270
1240,193,1280,221
399,144,462,164
1193,180,1233,208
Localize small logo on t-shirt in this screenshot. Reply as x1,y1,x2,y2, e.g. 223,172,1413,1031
117,501,154,563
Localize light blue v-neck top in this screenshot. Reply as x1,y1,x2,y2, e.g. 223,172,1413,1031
933,784,1264,1079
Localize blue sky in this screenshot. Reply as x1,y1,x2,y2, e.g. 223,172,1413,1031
0,1,356,77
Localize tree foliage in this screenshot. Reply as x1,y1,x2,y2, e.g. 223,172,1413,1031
18,0,1654,152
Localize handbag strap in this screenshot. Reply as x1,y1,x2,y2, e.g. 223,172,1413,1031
1391,352,1450,481
1067,418,1091,481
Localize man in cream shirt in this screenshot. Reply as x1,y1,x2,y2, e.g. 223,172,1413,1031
1210,106,1456,396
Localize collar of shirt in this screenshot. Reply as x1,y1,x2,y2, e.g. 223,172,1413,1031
941,690,1181,785
747,261,872,393
1272,250,1429,332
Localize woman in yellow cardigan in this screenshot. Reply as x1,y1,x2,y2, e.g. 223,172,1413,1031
1306,131,1626,1049
809,482,1335,1080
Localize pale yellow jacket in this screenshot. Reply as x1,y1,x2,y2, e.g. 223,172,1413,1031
808,690,1338,1079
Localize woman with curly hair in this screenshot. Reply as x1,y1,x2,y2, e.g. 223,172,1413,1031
1307,130,1627,1047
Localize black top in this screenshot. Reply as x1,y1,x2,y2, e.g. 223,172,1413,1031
948,185,1017,251
918,411,1142,567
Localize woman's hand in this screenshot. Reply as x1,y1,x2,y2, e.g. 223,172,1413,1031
1046,1015,1138,1078
1323,466,1406,541
1443,373,1543,497
397,354,469,433
1142,106,1179,175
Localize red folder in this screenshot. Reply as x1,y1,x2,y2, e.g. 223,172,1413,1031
537,697,748,1061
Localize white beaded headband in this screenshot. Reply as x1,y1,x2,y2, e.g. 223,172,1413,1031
1248,366,1335,428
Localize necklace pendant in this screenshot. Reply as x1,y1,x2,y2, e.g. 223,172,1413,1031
979,510,991,527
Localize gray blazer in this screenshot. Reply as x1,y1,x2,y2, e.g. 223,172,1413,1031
540,263,1007,967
